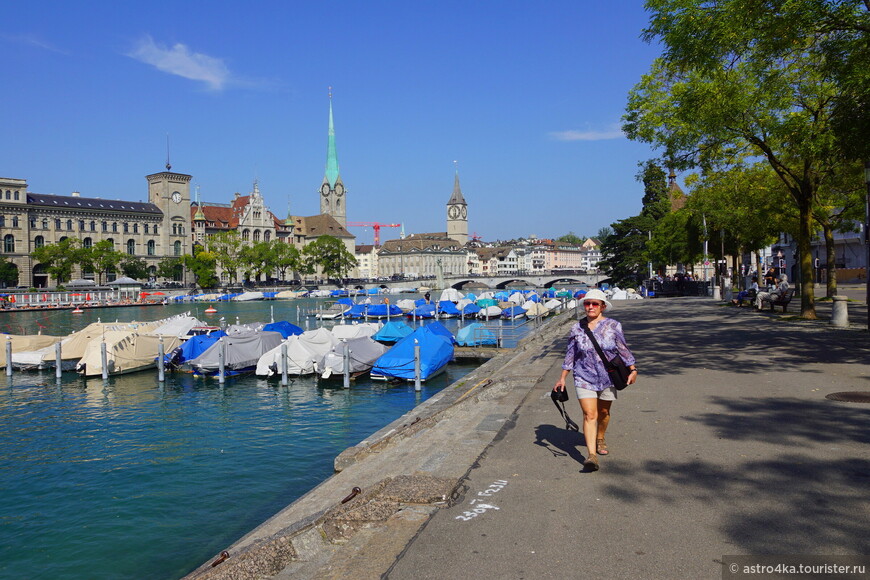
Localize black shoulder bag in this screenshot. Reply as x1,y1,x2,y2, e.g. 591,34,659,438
581,321,631,391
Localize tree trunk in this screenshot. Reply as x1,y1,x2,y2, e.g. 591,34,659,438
797,196,816,319
823,225,837,298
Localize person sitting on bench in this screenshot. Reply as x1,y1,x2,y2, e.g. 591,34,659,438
755,273,789,310
733,276,759,306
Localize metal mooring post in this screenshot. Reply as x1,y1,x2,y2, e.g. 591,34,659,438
157,336,165,383
414,339,422,392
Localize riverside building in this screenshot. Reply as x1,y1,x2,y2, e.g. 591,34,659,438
0,169,192,288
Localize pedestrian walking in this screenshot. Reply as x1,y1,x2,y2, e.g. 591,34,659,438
553,289,637,471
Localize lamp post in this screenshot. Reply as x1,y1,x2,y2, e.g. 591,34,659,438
864,160,870,331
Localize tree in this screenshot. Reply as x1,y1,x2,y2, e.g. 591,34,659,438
301,236,357,282
157,256,184,281
270,240,302,282
631,0,869,318
599,161,671,285
185,250,218,289
78,240,125,285
556,232,584,245
119,256,149,280
596,226,613,242
239,241,274,283
207,231,243,285
0,257,19,287
32,238,80,285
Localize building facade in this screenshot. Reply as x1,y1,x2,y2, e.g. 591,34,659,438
377,233,467,279
0,170,191,288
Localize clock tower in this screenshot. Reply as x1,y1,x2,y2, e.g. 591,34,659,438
147,163,192,274
446,169,468,246
319,91,347,226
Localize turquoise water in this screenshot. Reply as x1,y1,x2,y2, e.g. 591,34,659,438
0,299,511,579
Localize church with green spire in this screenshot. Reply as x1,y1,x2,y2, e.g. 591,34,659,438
319,90,346,227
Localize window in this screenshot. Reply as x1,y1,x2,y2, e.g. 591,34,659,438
34,236,44,249
144,224,149,234
133,223,138,234
126,239,135,255
90,221,96,232
112,222,118,233
4,191,9,200
253,230,260,242
79,220,85,231
66,220,72,231
30,218,36,228
4,235,14,252
264,231,271,242
147,240,155,256
102,221,108,232
55,219,61,229
106,238,114,250
14,192,19,200
0,216,5,227
242,229,250,241
83,237,92,249
42,219,48,229
11,216,17,228
152,225,158,236
172,224,177,235
123,222,129,233
174,241,181,256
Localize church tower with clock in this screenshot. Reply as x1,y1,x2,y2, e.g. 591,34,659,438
319,91,346,227
147,162,192,273
446,169,468,246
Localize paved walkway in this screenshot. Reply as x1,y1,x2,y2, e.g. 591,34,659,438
386,297,870,579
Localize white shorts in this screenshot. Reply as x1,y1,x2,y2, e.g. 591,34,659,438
576,385,617,401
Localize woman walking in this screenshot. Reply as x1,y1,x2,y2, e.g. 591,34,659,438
554,289,637,471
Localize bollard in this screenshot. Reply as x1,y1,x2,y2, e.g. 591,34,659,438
305,317,310,330
831,295,849,328
270,305,275,324
413,339,421,392
101,340,108,380
342,339,350,389
497,325,503,348
157,336,165,383
55,341,63,379
218,338,226,385
280,341,288,386
6,337,12,377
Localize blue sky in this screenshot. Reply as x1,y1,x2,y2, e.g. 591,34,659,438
2,1,664,245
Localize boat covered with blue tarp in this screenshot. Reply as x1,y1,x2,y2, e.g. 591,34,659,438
262,321,304,338
370,326,454,381
456,323,497,347
373,320,414,343
166,330,227,368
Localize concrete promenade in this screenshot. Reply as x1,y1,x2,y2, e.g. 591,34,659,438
189,292,869,580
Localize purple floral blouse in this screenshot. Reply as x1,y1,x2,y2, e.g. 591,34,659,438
562,317,636,391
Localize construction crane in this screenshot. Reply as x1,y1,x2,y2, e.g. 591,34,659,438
346,222,402,247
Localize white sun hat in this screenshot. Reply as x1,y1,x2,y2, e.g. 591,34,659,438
581,288,613,311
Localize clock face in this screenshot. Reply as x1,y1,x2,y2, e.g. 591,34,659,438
321,183,331,196
460,206,467,219
335,183,344,196
171,191,182,203
448,205,459,219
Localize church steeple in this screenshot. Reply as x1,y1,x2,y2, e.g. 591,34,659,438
319,88,346,226
325,91,340,188
446,163,468,246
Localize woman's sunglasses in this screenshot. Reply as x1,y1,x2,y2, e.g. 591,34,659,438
584,301,603,307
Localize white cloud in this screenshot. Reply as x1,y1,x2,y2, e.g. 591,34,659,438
549,125,625,141
127,36,230,91
2,33,68,54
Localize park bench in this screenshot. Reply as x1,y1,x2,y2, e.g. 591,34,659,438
760,288,796,313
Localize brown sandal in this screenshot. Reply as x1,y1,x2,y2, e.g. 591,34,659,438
596,438,608,455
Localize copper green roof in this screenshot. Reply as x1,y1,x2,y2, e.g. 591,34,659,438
324,97,340,187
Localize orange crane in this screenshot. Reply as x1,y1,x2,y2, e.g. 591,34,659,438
346,222,402,246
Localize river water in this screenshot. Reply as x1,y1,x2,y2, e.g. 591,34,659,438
0,298,524,579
